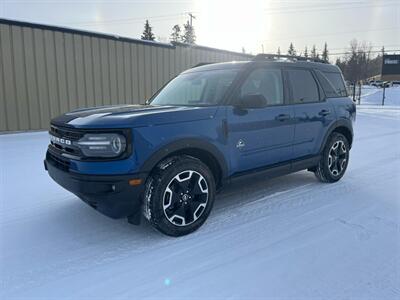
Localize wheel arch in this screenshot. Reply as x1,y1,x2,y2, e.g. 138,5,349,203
140,138,228,188
320,119,353,152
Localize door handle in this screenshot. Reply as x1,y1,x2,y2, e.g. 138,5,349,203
275,114,291,121
319,109,331,116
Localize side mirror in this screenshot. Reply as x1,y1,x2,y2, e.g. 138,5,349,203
236,94,267,109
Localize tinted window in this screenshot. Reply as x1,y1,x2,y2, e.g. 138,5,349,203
240,69,284,105
151,69,237,106
288,69,319,103
315,70,338,98
323,72,347,97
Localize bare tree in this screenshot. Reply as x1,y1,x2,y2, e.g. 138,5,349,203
336,39,377,82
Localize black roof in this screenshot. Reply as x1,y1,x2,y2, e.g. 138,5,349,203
184,59,341,74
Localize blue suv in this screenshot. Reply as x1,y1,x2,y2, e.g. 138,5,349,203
45,54,356,236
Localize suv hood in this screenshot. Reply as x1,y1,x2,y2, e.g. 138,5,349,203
51,104,218,129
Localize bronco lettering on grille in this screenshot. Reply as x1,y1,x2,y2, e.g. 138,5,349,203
50,134,72,146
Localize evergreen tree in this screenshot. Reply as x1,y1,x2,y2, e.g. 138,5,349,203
311,45,318,58
381,46,385,56
277,47,281,55
287,43,296,56
241,47,246,54
304,46,308,58
170,24,181,42
322,42,329,61
141,20,155,41
182,21,196,44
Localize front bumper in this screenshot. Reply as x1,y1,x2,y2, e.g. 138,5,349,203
44,156,147,219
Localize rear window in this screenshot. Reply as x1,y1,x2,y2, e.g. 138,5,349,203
287,69,320,104
316,71,347,97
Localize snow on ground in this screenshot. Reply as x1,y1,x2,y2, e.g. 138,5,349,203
359,85,400,106
1,106,400,299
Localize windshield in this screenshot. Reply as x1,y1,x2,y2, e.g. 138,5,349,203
150,69,238,106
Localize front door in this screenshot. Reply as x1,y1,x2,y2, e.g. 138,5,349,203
227,68,295,174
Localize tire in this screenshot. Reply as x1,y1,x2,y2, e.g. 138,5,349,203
314,132,350,183
142,155,216,237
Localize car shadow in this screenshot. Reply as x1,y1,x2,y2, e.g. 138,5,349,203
37,170,319,246
214,170,317,211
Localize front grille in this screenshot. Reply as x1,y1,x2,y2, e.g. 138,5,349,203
49,125,84,159
50,125,84,140
47,125,131,163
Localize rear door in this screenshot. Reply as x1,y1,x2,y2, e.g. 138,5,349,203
226,67,295,174
286,68,335,158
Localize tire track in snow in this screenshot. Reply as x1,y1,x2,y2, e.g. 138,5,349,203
3,147,398,296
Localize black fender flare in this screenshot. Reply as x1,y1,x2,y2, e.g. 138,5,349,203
319,119,354,152
140,138,229,179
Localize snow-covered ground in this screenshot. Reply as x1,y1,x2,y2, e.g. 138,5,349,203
1,105,400,299
359,85,400,107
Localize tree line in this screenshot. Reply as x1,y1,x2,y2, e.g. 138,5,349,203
277,42,329,62
141,19,383,82
279,40,384,82
335,39,383,83
141,19,196,44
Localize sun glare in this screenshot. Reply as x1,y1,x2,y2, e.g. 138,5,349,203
195,0,270,54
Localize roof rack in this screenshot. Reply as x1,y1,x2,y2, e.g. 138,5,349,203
253,53,329,64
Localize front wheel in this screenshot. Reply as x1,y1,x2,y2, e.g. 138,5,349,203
143,156,216,237
314,132,350,183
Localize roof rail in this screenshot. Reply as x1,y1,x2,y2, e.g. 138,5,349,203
253,53,329,64
192,62,214,68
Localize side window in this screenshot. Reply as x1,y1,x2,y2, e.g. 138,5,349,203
240,69,284,106
315,70,338,98
323,72,347,97
288,69,320,103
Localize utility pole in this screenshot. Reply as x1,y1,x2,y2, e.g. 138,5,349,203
188,13,196,26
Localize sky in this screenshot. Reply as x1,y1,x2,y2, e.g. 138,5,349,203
1,0,399,59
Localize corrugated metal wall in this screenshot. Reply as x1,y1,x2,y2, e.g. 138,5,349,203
0,19,252,131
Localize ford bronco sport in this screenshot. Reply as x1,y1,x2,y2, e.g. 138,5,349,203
45,54,356,236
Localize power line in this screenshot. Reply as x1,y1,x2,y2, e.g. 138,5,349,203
263,1,399,15
327,44,400,51
268,44,400,53
60,0,399,27
64,12,189,26
263,26,400,43
329,49,400,55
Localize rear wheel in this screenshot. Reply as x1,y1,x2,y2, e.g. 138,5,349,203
314,132,350,183
143,156,215,237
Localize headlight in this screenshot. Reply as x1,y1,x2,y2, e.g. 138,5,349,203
75,133,127,158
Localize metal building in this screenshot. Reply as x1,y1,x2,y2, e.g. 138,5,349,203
0,19,252,131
